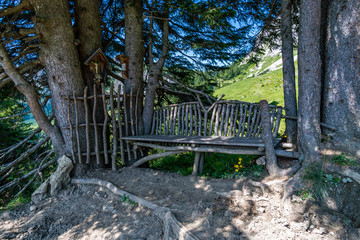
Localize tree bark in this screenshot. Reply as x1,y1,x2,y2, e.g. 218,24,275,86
143,11,169,135
124,0,144,137
322,0,360,157
74,0,108,169
281,0,297,148
297,0,322,163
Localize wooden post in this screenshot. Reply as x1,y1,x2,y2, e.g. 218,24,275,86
93,84,100,164
73,91,82,163
67,93,76,163
192,152,201,175
259,100,278,175
110,84,117,170
117,85,125,165
101,83,109,164
199,153,205,175
84,87,91,164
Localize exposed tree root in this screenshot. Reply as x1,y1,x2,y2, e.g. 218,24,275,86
71,178,199,240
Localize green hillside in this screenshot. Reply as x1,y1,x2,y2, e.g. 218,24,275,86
215,50,298,106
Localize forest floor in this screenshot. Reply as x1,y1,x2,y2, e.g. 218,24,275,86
0,166,359,240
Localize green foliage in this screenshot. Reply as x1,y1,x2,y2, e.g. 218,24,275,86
150,152,263,179
331,153,358,167
0,89,55,208
302,162,347,202
121,194,138,206
298,190,315,201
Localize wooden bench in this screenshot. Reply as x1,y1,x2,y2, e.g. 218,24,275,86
122,99,287,174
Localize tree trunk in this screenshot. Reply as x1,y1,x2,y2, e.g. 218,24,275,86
124,0,144,137
74,0,109,170
297,0,322,163
281,0,297,148
322,0,360,157
31,0,86,157
143,71,160,135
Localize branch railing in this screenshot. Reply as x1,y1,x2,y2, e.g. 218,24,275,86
151,100,283,138
63,83,127,170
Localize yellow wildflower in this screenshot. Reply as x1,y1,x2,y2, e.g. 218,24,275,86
235,169,239,172
234,164,239,168
239,165,243,168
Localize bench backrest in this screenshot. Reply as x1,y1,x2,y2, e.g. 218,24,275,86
150,101,283,138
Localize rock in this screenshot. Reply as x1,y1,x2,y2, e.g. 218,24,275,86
49,155,74,196
29,205,37,211
31,178,50,204
291,195,303,203
102,204,114,212
313,227,327,235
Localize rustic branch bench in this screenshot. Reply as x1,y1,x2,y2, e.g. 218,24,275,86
122,99,288,174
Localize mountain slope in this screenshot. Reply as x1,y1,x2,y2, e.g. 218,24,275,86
214,49,298,106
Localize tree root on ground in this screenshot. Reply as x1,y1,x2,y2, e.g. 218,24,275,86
71,178,199,240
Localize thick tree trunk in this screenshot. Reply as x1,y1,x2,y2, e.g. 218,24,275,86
281,0,297,148
143,72,159,135
322,0,360,157
75,0,108,169
297,0,322,163
124,0,144,137
30,0,86,157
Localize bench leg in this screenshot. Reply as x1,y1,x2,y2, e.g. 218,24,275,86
192,152,201,175
199,153,205,175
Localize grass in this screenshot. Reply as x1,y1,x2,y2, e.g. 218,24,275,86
330,153,359,167
0,193,32,213
150,152,264,179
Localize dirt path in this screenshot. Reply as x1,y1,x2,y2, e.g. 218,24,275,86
0,167,359,239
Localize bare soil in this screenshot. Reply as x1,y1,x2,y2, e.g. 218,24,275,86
1,167,359,240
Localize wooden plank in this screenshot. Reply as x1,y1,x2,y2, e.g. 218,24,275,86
172,106,177,135
193,104,198,136
252,107,262,137
162,108,166,135
123,88,129,136
197,104,202,136
208,104,217,136
239,104,248,137
165,107,169,135
189,104,193,136
135,88,140,136
214,104,221,136
232,104,239,136
223,103,230,136
273,107,282,138
181,105,185,135
129,90,135,136
73,91,82,163
185,104,189,136
248,106,258,137
245,105,253,137
155,109,159,135
93,85,100,164
176,106,181,135
101,83,109,164
132,142,266,155
122,135,273,147
117,85,125,165
84,87,90,164
110,84,117,170
228,104,235,137
67,93,76,163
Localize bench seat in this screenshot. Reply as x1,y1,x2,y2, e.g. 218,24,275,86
122,135,281,148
